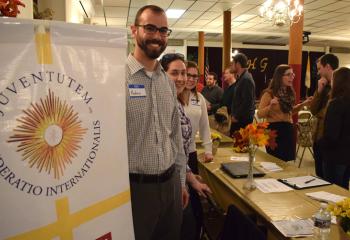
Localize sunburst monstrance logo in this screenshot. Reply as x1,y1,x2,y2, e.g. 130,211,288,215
8,89,87,179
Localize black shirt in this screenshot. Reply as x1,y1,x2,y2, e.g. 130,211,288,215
231,70,255,123
221,82,236,115
201,85,223,115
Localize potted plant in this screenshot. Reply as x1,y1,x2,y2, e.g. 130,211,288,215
328,198,350,238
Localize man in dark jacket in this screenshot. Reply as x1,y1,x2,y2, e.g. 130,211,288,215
230,53,256,136
310,53,339,178
221,67,236,115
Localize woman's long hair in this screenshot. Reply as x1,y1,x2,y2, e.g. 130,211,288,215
160,53,186,105
331,67,350,101
264,64,295,113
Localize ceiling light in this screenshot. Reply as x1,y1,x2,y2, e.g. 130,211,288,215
166,9,185,19
232,50,239,56
259,0,303,27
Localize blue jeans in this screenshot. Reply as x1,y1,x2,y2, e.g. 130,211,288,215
323,162,350,189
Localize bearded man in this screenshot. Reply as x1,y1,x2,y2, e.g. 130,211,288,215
125,5,187,240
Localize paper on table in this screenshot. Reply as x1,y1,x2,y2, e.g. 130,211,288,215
305,191,346,203
260,162,283,172
272,219,314,237
230,156,249,162
280,176,330,189
255,178,293,193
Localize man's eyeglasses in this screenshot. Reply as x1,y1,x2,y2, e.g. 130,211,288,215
187,74,199,80
136,24,172,37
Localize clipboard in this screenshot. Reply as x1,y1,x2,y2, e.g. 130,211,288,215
278,176,331,190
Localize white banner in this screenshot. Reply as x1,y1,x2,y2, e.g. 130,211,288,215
0,18,134,240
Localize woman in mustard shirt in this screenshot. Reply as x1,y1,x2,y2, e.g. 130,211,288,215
257,64,312,161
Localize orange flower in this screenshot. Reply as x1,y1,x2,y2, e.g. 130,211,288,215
232,122,277,152
0,0,25,17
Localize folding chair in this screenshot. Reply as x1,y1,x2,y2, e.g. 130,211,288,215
254,109,264,124
296,111,315,168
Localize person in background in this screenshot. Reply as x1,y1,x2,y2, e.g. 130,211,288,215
309,53,339,178
257,65,313,161
126,5,186,240
201,72,223,115
160,54,212,240
230,53,255,136
221,66,236,116
320,67,350,189
213,66,236,135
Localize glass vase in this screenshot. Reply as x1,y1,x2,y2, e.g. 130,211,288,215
243,143,258,191
212,139,220,155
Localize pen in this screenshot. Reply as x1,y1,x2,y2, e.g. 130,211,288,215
304,178,316,184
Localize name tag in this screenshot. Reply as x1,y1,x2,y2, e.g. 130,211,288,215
128,84,146,98
191,98,200,106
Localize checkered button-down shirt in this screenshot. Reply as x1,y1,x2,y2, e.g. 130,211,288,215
126,54,186,186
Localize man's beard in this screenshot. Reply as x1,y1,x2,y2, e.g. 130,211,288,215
136,37,167,59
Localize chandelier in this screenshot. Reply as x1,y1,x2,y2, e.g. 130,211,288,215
259,0,303,27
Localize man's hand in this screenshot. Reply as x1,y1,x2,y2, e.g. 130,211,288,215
181,187,189,209
317,77,328,93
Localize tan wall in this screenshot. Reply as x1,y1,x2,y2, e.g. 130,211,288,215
17,0,33,19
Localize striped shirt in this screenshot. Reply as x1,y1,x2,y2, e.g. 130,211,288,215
125,54,186,186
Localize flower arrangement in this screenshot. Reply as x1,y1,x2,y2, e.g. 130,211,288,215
232,122,277,153
0,0,25,17
328,198,350,236
211,132,222,142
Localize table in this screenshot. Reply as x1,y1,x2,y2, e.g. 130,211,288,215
195,129,233,149
199,147,350,240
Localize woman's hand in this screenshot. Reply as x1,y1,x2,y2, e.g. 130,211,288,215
270,97,279,106
187,173,212,197
203,152,213,163
191,179,212,197
303,96,314,106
